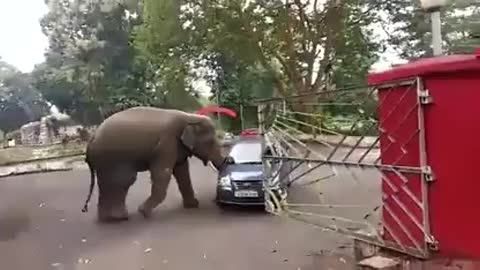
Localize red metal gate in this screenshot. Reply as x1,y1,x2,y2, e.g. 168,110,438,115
257,78,434,258
376,78,434,257
368,52,480,259
258,51,480,262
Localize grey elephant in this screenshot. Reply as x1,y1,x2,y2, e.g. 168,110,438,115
81,106,229,222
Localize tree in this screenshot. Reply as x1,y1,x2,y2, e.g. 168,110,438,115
34,0,149,125
205,53,276,131
0,58,49,132
379,0,480,60
171,0,383,134
183,0,381,97
132,0,202,111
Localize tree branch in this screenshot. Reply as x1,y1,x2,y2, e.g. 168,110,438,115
313,0,320,15
349,2,382,26
311,0,344,92
281,1,305,93
293,0,311,55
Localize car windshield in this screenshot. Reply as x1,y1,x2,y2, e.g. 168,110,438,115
229,141,263,164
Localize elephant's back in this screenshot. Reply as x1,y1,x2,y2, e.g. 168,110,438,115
90,107,185,162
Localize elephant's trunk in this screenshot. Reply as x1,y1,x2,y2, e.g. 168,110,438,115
208,143,229,170
211,156,227,170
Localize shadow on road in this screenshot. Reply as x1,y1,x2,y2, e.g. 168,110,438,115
215,204,267,215
0,206,31,241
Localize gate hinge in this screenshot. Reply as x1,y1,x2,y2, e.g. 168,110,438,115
419,89,433,104
422,166,435,182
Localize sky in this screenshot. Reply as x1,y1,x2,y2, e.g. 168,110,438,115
0,0,49,72
0,0,401,86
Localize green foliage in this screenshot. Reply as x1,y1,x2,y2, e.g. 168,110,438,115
0,59,49,132
323,114,378,136
132,0,202,111
175,0,384,132
379,0,480,59
6,0,479,137
33,0,154,125
205,54,276,132
183,0,382,97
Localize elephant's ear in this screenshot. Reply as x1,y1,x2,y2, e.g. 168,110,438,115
181,124,196,151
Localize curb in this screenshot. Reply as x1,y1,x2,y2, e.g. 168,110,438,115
0,152,85,167
0,155,85,178
0,167,73,178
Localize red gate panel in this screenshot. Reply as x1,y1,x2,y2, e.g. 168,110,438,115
376,81,426,254
369,51,480,258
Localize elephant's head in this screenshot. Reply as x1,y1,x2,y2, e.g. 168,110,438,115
180,114,228,170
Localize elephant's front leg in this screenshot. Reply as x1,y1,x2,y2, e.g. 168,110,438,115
173,161,199,209
138,164,172,218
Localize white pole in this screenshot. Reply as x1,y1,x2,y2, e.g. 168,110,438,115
430,10,443,56
216,89,222,130
240,104,245,130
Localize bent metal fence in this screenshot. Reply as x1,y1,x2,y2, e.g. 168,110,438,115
257,78,436,259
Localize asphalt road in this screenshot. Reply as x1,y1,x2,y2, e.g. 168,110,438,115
0,157,357,270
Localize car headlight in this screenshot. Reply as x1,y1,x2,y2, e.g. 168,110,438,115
219,175,232,187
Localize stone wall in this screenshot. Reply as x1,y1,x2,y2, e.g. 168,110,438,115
19,116,87,146
20,121,42,145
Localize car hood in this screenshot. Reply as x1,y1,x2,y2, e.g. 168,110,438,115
221,163,265,181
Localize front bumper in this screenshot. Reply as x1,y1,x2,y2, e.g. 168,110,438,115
215,181,265,206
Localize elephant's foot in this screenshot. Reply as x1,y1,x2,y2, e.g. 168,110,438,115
183,198,199,209
137,204,153,219
98,214,129,223
97,206,129,223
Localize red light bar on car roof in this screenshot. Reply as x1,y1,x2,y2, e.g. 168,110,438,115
240,129,260,136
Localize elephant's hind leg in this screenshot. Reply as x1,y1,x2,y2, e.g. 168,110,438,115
138,164,172,219
97,165,137,223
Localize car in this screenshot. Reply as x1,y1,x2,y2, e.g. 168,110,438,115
221,132,236,146
215,135,290,208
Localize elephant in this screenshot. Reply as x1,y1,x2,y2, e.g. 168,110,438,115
81,106,229,222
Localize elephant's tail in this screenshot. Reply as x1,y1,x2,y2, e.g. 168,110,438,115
81,155,96,213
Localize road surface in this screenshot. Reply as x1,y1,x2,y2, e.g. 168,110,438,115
0,157,357,270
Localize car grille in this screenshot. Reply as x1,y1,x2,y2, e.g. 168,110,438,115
233,181,263,190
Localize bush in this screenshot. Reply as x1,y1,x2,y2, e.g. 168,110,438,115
323,114,377,136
